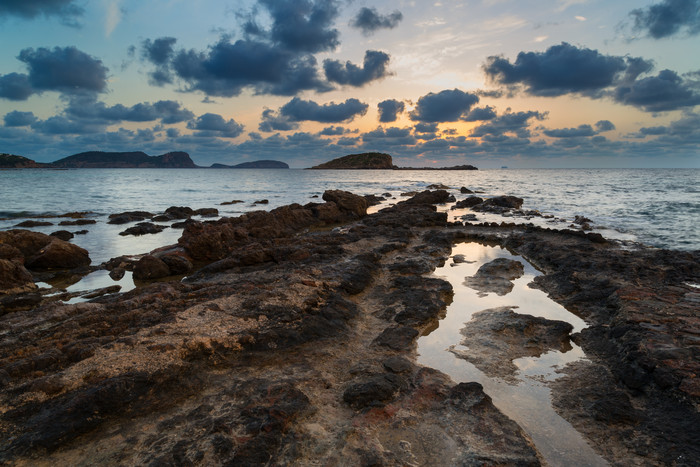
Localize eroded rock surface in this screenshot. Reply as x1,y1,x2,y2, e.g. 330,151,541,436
463,257,524,296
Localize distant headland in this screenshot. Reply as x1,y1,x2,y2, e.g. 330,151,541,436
309,152,477,170
210,160,289,169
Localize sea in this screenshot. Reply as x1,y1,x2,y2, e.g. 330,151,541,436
1,168,698,264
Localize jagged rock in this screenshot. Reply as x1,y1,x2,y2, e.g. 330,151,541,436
322,190,368,218
400,189,453,205
160,254,193,275
14,220,53,227
50,231,74,241
132,255,170,280
460,187,474,194
0,259,35,294
343,373,405,409
453,196,484,209
165,206,195,219
58,219,96,226
107,211,153,225
119,222,168,236
194,208,218,217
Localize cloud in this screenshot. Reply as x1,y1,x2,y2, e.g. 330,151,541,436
483,42,646,97
324,50,391,87
413,122,439,140
377,99,405,123
350,7,403,35
64,96,194,124
464,106,497,122
319,125,349,135
170,39,330,96
259,108,300,132
31,115,104,135
105,0,123,37
3,110,37,127
596,120,616,132
141,37,177,85
258,0,340,53
409,89,480,122
186,113,245,138
630,0,700,39
279,97,368,123
19,46,108,94
470,110,547,138
544,124,596,138
639,126,668,135
613,69,700,112
0,0,84,25
362,126,416,146
0,73,33,101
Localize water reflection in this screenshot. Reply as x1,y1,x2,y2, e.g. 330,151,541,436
417,242,607,467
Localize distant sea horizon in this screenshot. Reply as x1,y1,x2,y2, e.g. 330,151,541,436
1,168,697,264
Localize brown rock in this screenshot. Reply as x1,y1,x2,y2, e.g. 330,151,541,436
0,259,35,294
132,255,171,280
25,239,91,270
322,190,368,218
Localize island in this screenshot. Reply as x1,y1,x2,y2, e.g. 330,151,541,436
0,154,48,169
310,152,396,169
210,160,289,169
50,151,198,168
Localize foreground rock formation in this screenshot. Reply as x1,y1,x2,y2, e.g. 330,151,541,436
1,190,698,465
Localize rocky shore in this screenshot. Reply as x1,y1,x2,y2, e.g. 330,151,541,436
1,190,698,465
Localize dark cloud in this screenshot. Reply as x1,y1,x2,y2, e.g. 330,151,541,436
64,96,194,124
640,126,668,135
544,124,596,138
18,46,108,94
319,125,348,135
409,89,480,122
0,0,83,25
414,122,439,133
483,43,644,97
187,113,245,138
470,110,547,138
279,97,368,123
141,37,177,85
630,0,700,39
613,69,700,112
324,50,391,87
259,108,300,132
362,126,416,146
171,39,330,96
350,7,403,35
3,110,37,127
166,128,180,138
259,0,340,53
377,99,405,123
595,120,616,132
31,115,103,135
0,73,33,101
464,106,497,122
337,136,360,146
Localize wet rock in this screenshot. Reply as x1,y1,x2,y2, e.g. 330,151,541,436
363,194,385,206
460,187,474,194
472,195,524,213
109,267,126,280
0,259,35,294
322,190,368,217
107,211,153,225
50,230,74,241
401,189,453,205
194,208,218,217
58,219,96,226
343,373,405,409
0,292,42,314
451,307,573,382
220,200,242,205
119,222,168,236
82,285,122,299
373,326,419,351
24,238,91,270
382,356,413,374
0,244,24,262
463,257,524,296
165,206,195,219
426,183,450,189
453,196,483,209
74,230,89,235
253,199,269,205
14,220,53,227
132,255,171,280
160,254,193,275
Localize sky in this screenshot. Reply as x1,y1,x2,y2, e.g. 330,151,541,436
0,0,699,168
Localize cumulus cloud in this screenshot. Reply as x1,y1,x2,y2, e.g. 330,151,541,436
259,108,300,132
544,124,596,138
464,106,497,122
324,50,391,87
377,99,405,123
3,110,37,127
630,0,700,39
260,0,340,53
470,110,547,138
613,69,700,112
64,96,194,124
0,0,84,25
409,89,480,122
362,126,416,146
187,113,245,138
596,120,616,132
0,73,33,101
350,7,403,35
141,37,177,85
319,125,349,135
31,115,104,135
279,97,368,123
483,42,647,97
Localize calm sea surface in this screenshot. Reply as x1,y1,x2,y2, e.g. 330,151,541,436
1,168,698,262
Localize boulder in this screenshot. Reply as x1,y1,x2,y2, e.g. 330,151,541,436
194,208,218,217
132,255,171,280
165,206,195,219
58,219,96,226
401,190,453,205
475,196,524,210
322,190,368,217
50,230,74,241
107,211,153,224
453,196,484,209
460,187,474,194
160,254,193,275
0,259,35,294
119,222,168,236
25,239,91,270
14,220,53,227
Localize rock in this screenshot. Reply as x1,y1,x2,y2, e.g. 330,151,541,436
426,183,450,189
220,200,243,205
132,255,171,280
322,190,368,218
460,187,474,194
253,199,269,205
0,259,36,294
107,211,153,224
401,190,453,205
472,196,524,213
573,215,592,225
109,267,126,280
50,230,74,241
363,194,384,206
194,208,218,217
74,230,89,235
165,206,195,219
14,220,53,227
58,219,96,226
119,222,168,236
382,356,413,374
463,258,524,296
160,254,193,275
0,292,42,313
343,373,405,409
450,307,573,382
0,230,94,271
373,326,419,351
0,244,24,262
453,196,484,209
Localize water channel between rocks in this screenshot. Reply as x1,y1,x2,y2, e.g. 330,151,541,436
417,242,608,467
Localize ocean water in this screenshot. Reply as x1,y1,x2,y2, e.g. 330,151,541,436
1,168,698,264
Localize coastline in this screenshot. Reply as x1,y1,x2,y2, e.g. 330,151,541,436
1,190,699,465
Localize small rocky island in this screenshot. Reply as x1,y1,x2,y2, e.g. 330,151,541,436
51,151,198,168
310,152,396,169
0,154,48,169
210,160,289,169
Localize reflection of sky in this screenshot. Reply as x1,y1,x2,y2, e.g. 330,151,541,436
417,242,606,467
